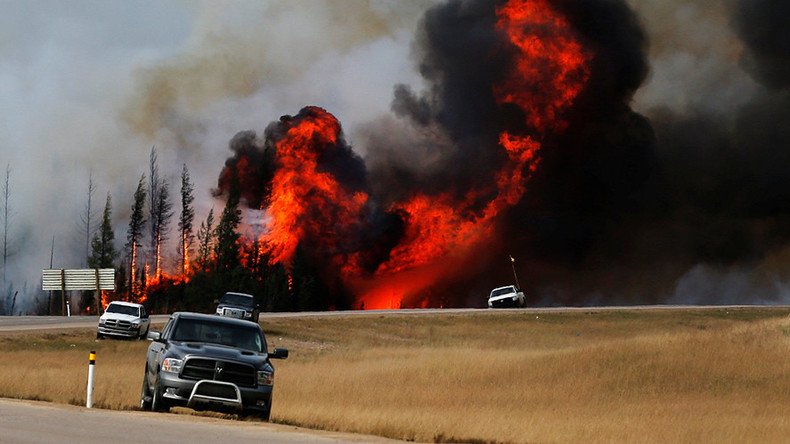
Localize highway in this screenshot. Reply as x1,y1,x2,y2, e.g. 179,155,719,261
0,399,395,444
1,305,785,332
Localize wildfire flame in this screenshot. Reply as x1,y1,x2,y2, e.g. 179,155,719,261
261,107,369,269
494,0,591,133
100,290,109,310
203,0,594,310
350,0,591,308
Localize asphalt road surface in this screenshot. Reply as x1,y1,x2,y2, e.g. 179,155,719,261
1,305,786,332
0,314,170,332
0,399,396,444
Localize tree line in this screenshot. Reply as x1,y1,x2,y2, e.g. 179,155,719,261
71,147,343,315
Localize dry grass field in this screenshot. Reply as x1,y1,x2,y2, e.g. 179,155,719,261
1,308,788,443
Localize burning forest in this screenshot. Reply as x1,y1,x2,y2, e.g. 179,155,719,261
2,0,788,314
116,0,790,311
206,0,592,310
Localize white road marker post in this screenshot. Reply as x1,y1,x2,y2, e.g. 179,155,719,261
87,351,96,408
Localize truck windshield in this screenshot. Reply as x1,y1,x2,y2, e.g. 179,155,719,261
219,293,254,307
491,287,515,297
171,318,263,352
105,304,139,316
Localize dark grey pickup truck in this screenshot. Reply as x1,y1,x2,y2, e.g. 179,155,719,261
140,312,288,420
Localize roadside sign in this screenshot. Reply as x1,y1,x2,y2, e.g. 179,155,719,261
42,269,115,317
42,268,115,291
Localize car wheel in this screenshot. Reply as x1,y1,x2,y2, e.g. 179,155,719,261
242,406,270,422
151,377,170,413
96,332,104,339
261,406,271,422
140,367,152,411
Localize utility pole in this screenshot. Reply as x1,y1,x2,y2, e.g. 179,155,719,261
509,255,521,290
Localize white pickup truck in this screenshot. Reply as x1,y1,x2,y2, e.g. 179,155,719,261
97,301,150,339
488,285,526,308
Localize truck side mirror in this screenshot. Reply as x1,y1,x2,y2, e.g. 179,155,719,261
147,331,161,341
270,348,289,359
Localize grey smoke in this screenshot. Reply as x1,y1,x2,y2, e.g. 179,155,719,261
1,0,788,312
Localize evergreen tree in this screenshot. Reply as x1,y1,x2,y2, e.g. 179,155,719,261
265,263,290,311
88,193,117,269
84,193,115,313
152,181,173,279
196,208,215,272
148,147,173,280
214,186,241,272
81,172,96,267
126,175,147,298
291,245,327,311
2,164,11,285
177,164,195,275
115,261,128,297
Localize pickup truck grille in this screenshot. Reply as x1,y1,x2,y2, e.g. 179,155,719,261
181,358,256,387
104,319,132,330
194,382,238,400
103,319,134,331
221,308,246,319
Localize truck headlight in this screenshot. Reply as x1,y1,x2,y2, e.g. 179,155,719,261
244,312,252,318
257,370,274,386
161,358,183,374
216,308,222,314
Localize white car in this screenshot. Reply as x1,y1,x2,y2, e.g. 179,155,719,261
97,301,150,339
488,285,526,308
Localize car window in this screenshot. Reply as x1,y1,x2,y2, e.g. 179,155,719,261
161,317,175,339
171,318,263,352
491,287,515,297
219,294,254,307
106,303,139,316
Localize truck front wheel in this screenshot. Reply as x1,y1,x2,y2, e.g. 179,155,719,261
151,377,170,413
139,369,152,411
242,406,271,422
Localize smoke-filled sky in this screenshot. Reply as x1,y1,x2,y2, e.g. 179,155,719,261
1,0,788,311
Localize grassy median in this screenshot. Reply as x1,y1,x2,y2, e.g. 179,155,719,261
1,308,789,443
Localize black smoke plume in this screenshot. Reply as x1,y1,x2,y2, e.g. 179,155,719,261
216,106,405,275
218,0,790,306
362,0,662,305
369,0,790,305
733,0,790,90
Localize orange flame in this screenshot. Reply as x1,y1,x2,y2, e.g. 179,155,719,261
261,107,368,268
236,0,592,310
494,0,591,133
352,0,590,308
182,231,191,277
100,290,109,310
